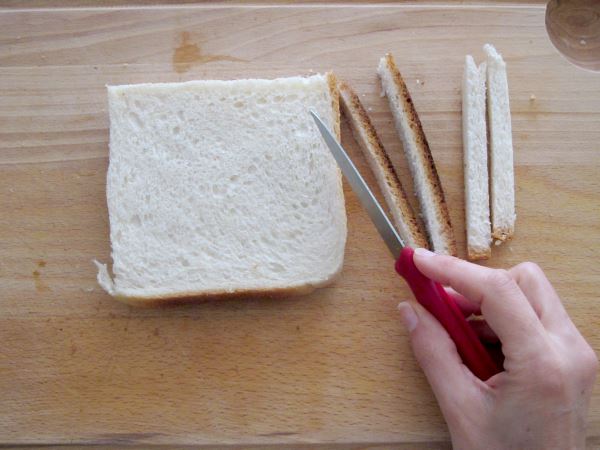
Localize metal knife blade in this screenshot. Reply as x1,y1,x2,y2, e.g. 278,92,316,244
310,111,405,259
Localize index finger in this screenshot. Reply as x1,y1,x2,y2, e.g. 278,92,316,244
412,249,547,359
509,262,570,332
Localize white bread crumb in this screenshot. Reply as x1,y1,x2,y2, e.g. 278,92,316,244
96,75,347,302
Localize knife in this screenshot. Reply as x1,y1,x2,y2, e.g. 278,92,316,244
310,111,502,381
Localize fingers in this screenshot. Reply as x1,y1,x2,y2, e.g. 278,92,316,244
508,262,570,330
442,287,499,341
469,319,499,343
398,301,480,411
412,248,546,358
445,287,481,317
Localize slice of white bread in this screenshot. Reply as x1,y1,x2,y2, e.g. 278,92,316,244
338,81,429,249
377,53,457,255
462,56,491,260
95,73,347,305
484,44,516,241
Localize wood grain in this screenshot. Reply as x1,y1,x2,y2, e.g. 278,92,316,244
0,0,550,8
0,3,599,448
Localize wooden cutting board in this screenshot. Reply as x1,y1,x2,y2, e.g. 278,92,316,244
1,3,599,448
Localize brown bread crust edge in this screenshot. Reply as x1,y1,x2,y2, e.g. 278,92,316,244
468,247,492,261
380,53,457,255
338,80,428,249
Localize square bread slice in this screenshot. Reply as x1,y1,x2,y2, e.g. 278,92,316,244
95,74,347,305
484,44,516,242
462,55,492,260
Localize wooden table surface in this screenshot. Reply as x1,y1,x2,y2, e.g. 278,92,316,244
1,2,599,448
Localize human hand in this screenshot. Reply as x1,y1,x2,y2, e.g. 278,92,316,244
397,248,598,450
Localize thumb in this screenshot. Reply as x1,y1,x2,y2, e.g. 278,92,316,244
398,301,478,411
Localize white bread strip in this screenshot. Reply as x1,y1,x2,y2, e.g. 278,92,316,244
377,53,457,255
462,56,491,260
338,81,429,249
484,44,515,241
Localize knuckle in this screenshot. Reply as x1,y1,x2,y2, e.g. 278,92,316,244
561,330,599,384
413,345,437,372
533,352,562,375
485,269,515,290
531,345,598,398
532,353,571,396
515,261,543,279
579,346,599,382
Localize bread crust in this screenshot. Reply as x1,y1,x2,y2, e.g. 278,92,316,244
492,227,513,242
338,80,428,249
107,257,344,306
326,72,341,140
114,273,341,307
467,247,491,261
117,287,314,306
379,53,457,255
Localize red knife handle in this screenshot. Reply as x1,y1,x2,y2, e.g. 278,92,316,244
395,247,502,381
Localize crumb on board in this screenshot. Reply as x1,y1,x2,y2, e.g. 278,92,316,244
530,94,536,101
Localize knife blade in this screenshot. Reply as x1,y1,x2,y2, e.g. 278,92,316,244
310,110,502,381
310,111,404,259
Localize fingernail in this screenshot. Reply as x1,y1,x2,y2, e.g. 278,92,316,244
397,302,418,332
414,247,435,258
